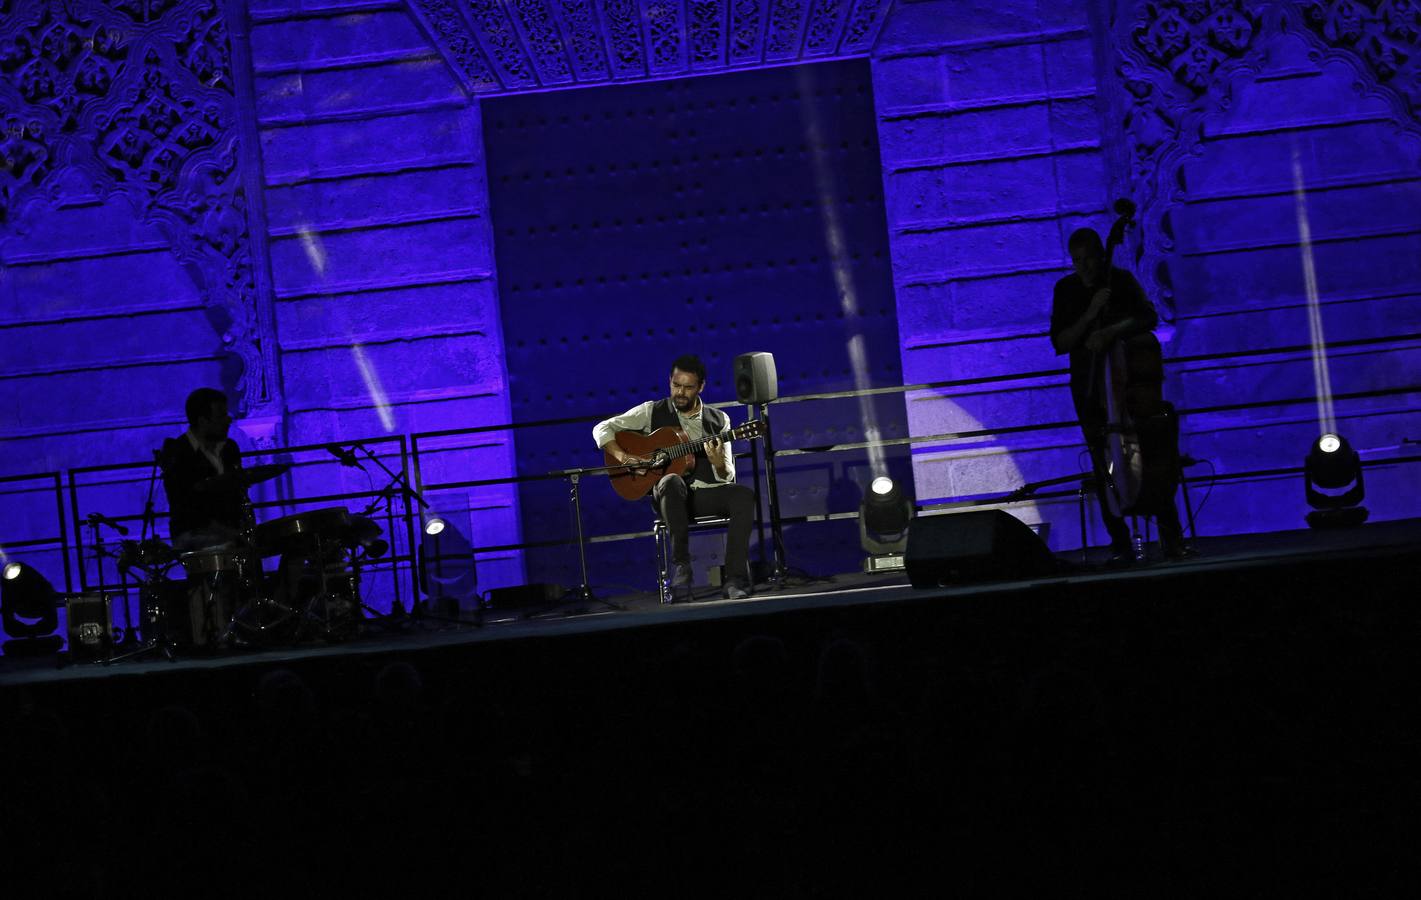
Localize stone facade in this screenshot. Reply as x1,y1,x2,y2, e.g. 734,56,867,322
2,0,1419,618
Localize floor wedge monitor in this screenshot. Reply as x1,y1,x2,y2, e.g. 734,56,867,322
905,510,1058,588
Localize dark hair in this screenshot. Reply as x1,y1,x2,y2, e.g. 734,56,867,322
670,354,707,385
185,387,228,426
1067,227,1104,255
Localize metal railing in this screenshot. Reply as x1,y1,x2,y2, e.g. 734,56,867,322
3,372,1419,595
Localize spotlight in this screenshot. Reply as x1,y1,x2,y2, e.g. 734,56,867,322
1,562,64,656
1304,432,1368,528
860,475,914,573
417,512,477,618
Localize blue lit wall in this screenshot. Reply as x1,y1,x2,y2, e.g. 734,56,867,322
877,0,1421,550
3,0,1420,627
482,59,909,586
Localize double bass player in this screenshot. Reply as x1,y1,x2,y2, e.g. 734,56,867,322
1051,226,1192,562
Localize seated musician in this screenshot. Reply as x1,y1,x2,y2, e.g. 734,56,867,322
593,355,756,601
1050,228,1191,562
159,387,246,645
161,387,244,549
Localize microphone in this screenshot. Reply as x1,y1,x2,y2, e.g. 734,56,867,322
1180,454,1204,468
87,512,130,535
326,444,364,469
1112,197,1137,217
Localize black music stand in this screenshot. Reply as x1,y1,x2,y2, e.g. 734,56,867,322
546,461,644,613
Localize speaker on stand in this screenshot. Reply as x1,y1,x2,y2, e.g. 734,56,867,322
734,352,786,585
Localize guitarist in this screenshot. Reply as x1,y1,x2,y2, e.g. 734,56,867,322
593,355,756,600
1050,228,1190,562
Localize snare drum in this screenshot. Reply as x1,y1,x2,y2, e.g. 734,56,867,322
179,548,258,578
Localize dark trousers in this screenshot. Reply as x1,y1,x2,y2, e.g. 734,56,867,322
1082,418,1184,552
653,475,756,584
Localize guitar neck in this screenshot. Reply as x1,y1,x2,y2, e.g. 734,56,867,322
664,427,734,460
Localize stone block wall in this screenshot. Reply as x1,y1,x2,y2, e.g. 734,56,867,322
872,0,1111,548
1095,0,1421,536
875,0,1421,548
246,0,522,589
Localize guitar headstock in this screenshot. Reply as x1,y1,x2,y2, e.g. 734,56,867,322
1104,197,1137,258
732,420,765,441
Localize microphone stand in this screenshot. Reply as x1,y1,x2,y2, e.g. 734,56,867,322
119,452,164,646
105,450,181,664
1003,471,1096,565
350,443,477,627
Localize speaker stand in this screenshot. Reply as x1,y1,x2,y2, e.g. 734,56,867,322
756,402,788,586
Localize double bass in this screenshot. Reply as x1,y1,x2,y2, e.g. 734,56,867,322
1095,198,1178,519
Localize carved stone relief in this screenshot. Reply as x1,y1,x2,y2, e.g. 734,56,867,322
408,0,501,89
645,0,684,71
766,0,808,57
688,0,724,66
554,0,611,79
599,0,647,75
508,0,573,83
464,0,539,86
406,0,894,91
1104,1,1421,320
1299,0,1421,117
0,0,276,415
730,0,766,62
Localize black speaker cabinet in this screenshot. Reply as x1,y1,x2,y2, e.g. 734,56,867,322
905,510,1058,588
733,351,778,404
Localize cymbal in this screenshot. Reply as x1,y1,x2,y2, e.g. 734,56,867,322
253,506,386,557
194,462,291,494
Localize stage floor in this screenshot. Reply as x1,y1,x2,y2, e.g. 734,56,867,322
4,517,1419,689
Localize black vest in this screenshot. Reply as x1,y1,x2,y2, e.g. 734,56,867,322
649,398,727,485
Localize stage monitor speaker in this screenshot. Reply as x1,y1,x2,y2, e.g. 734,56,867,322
733,352,778,405
905,510,1058,588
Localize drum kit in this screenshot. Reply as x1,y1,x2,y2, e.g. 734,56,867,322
104,462,390,662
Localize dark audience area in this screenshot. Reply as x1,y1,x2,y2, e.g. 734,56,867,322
4,545,1420,896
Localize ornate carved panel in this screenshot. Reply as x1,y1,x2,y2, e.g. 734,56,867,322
1299,0,1421,115
765,0,809,58
599,0,647,76
405,0,896,92
0,0,275,414
645,0,685,72
507,0,574,84
841,0,888,51
804,0,850,55
688,0,725,67
730,0,767,63
408,0,501,89
463,0,539,87
1102,1,1421,320
552,0,611,79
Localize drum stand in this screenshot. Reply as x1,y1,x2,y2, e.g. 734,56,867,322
105,567,180,664
218,494,298,647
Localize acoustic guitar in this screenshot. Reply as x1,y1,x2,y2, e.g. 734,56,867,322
605,420,765,501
